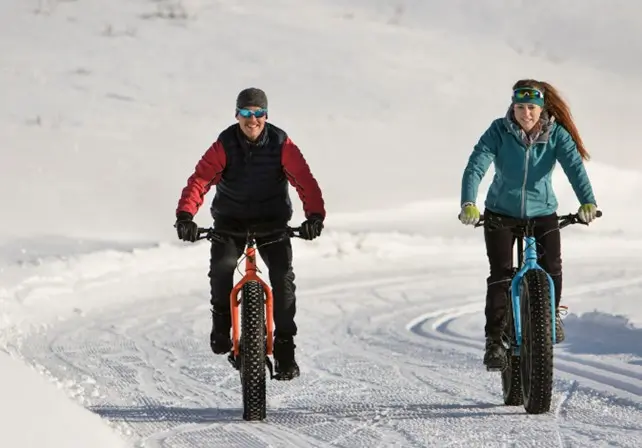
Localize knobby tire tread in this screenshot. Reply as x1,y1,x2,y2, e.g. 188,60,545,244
520,269,554,414
501,283,523,406
240,280,267,421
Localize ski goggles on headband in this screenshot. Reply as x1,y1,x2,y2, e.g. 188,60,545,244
236,108,268,118
512,87,545,106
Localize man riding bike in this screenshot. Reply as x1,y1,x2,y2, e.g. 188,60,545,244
174,87,326,379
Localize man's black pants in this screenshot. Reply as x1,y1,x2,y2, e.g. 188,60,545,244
483,210,562,339
208,221,297,339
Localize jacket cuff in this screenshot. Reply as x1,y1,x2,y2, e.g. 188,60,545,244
176,211,194,221
307,213,324,222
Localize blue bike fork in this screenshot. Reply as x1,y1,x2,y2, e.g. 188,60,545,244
509,236,557,353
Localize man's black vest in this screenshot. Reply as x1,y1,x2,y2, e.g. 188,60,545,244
210,123,293,223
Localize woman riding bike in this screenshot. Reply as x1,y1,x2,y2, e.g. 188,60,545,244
458,79,599,370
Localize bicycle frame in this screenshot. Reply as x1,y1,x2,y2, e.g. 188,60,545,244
196,225,302,360
509,232,557,351
229,238,275,358
472,210,602,352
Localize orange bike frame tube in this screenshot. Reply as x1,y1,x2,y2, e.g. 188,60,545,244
229,245,275,357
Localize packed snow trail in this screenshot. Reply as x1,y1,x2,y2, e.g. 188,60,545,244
11,242,642,448
3,0,642,445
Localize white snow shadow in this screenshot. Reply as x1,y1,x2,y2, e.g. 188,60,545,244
562,311,642,363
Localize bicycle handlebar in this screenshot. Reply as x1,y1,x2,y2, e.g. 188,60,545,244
471,210,602,229
195,226,304,241
556,210,602,229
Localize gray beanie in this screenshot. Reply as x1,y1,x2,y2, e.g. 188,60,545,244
236,87,268,110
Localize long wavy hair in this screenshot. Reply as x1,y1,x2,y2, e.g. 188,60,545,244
513,79,590,161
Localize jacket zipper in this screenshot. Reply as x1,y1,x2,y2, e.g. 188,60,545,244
508,121,549,219
521,145,531,218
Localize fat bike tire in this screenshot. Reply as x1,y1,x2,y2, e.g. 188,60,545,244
501,286,524,406
519,269,554,414
240,280,267,421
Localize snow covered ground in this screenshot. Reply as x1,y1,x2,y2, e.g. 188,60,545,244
1,0,641,446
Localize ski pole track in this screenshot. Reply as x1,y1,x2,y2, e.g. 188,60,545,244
11,262,642,447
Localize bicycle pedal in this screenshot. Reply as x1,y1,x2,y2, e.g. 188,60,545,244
484,358,507,372
273,370,300,381
227,353,240,370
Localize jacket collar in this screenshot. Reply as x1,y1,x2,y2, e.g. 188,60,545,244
236,123,269,151
503,107,555,146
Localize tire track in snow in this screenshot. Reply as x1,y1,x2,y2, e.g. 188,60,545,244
29,307,339,447
18,275,433,447
326,270,642,447
12,261,642,447
14,269,506,446
554,380,578,448
402,276,642,447
409,275,642,402
311,278,578,446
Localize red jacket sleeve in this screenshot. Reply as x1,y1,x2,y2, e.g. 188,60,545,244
176,141,226,217
282,137,326,220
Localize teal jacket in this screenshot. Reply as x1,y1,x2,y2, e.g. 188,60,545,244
461,111,597,218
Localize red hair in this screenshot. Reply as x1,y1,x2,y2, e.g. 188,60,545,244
513,79,590,161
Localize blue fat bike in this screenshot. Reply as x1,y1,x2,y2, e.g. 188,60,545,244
474,210,602,414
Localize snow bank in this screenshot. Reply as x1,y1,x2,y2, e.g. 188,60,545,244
0,352,127,448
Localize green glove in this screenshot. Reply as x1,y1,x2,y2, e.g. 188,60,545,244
459,202,480,226
578,203,597,223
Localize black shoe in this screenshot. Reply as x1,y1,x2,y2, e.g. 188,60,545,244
273,336,300,381
555,306,566,343
210,333,232,354
210,308,232,354
483,337,507,371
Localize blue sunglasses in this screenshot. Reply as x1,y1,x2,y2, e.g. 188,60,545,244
237,108,267,118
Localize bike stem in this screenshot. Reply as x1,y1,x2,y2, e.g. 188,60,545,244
244,239,258,274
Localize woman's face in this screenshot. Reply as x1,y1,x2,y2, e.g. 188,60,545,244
513,103,542,133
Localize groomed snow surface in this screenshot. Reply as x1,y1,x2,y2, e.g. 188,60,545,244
2,0,642,446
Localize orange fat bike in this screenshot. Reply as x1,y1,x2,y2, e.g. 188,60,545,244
196,225,304,421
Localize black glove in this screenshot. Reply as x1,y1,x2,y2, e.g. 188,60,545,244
175,211,199,242
300,214,324,240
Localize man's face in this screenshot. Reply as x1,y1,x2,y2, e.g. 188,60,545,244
236,106,267,141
